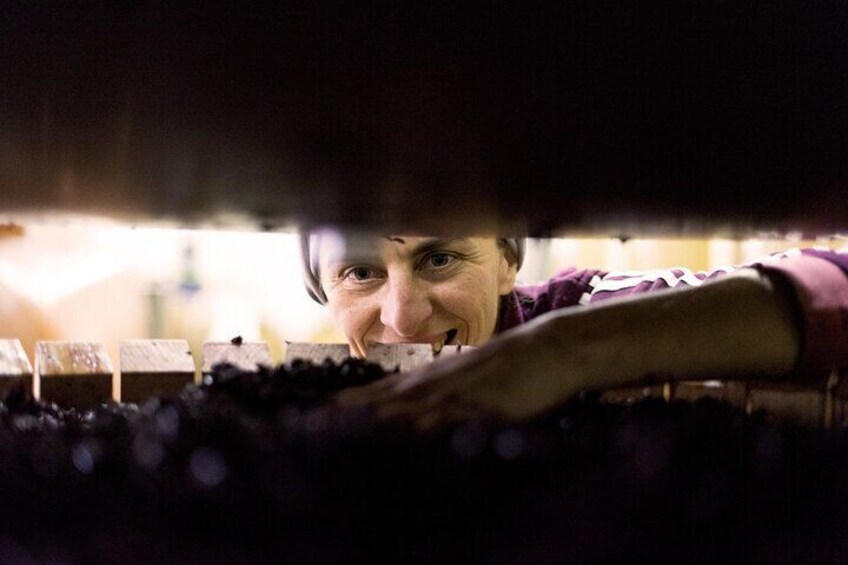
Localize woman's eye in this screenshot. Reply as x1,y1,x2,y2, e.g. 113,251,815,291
426,253,454,268
344,266,374,281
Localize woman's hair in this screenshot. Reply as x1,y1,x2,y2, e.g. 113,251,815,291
300,233,525,305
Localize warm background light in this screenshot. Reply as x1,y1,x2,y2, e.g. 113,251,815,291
1,219,844,386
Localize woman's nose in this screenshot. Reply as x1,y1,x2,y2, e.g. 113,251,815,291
379,276,433,338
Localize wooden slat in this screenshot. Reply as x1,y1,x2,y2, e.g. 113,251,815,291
670,380,748,408
284,342,465,372
285,343,350,365
601,379,830,428
601,385,665,405
0,339,33,376
0,222,24,239
366,343,438,373
747,382,826,428
35,341,113,409
120,339,196,403
827,368,848,428
0,339,34,396
435,344,473,358
202,341,273,374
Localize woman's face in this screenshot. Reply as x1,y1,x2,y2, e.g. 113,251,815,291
317,236,518,355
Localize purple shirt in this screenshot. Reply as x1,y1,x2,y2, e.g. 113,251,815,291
497,248,848,378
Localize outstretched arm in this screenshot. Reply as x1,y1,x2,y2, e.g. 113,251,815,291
337,269,802,428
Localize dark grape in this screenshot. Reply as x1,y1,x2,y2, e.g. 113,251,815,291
0,361,842,564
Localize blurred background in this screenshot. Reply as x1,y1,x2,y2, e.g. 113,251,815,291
3,2,847,377
2,216,843,373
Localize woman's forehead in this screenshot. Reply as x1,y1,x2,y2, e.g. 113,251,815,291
315,232,485,265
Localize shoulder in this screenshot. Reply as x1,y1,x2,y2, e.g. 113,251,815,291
793,247,848,275
747,247,848,379
498,267,606,331
731,247,848,292
516,267,608,307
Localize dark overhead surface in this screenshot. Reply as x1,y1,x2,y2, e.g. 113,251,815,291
1,2,847,235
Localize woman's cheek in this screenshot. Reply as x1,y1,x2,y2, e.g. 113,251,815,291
333,298,376,341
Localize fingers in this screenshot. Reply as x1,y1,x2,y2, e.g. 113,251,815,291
334,364,442,408
376,397,492,433
347,339,366,358
336,350,493,409
335,370,491,431
412,404,490,433
335,372,405,406
333,343,512,431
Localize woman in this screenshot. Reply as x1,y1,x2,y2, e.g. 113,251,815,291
301,231,848,429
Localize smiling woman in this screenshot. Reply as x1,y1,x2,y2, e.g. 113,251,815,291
305,234,521,357
301,229,848,429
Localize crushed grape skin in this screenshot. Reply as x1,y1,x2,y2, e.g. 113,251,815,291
0,368,844,564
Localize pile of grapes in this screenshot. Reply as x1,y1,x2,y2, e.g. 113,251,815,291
1,360,847,564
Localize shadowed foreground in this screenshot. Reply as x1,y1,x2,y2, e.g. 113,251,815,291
0,360,846,564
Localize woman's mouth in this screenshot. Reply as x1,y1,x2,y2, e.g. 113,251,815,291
446,328,458,345
432,329,459,354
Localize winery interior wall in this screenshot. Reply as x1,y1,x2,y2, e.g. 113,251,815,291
1,221,843,388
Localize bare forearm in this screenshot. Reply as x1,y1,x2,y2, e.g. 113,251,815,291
342,269,805,426
525,269,801,393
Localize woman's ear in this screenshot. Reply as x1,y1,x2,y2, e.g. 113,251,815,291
497,252,519,295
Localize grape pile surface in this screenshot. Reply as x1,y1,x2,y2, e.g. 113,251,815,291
0,360,846,564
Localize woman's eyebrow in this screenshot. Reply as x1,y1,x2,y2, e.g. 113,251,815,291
410,238,471,257
326,254,381,268
326,238,472,269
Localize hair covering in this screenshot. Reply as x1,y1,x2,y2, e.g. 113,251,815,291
300,232,525,305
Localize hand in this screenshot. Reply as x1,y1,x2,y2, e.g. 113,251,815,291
335,271,802,432
335,321,586,431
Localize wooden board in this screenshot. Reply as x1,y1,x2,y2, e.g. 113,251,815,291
0,223,24,239
7,335,841,428
670,380,748,408
747,382,827,428
285,343,350,367
600,385,666,405
120,339,196,404
202,341,273,374
0,339,34,396
284,342,466,373
826,368,848,429
35,341,113,409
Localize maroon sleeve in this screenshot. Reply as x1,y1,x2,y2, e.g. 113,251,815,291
799,248,848,277
757,250,848,379
498,268,605,331
498,248,848,381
